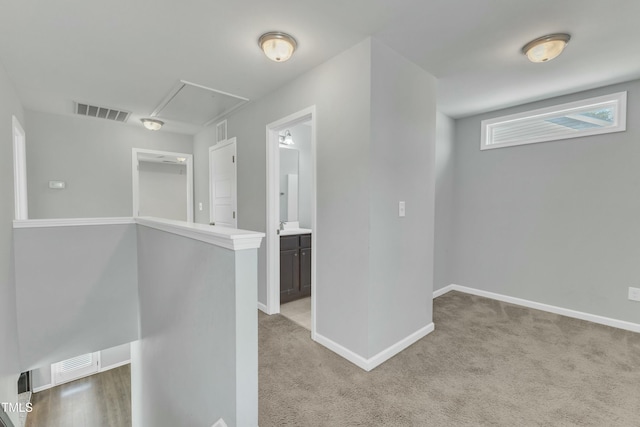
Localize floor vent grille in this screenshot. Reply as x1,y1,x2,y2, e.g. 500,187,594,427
75,102,130,123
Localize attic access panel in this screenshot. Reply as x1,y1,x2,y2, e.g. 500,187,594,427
152,80,249,127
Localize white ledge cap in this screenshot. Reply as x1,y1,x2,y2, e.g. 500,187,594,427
13,217,265,251
135,217,264,251
13,217,135,228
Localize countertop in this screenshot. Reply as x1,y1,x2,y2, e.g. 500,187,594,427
280,228,312,236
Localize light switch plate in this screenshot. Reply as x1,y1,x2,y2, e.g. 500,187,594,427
399,201,406,217
49,181,66,189
629,287,640,302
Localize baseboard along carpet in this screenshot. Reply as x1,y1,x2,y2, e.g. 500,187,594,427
258,290,640,426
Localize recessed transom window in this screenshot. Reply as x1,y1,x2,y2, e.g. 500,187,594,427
481,92,627,150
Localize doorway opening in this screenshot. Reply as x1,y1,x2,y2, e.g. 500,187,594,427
265,106,317,339
131,148,193,221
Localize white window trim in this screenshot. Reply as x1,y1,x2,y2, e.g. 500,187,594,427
12,116,28,220
481,91,627,150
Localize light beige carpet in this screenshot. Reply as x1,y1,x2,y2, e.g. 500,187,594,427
259,291,640,426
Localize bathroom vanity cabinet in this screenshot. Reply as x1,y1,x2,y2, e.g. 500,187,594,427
280,233,311,303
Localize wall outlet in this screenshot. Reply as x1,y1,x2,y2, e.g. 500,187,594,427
629,287,640,302
49,181,66,189
198,202,203,211
398,201,406,217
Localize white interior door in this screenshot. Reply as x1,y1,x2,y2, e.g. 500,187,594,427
209,138,237,228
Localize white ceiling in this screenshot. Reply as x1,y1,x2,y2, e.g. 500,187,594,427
1,0,639,134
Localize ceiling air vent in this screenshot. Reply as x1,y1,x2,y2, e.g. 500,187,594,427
74,102,130,123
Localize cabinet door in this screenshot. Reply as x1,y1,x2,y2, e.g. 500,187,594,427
280,235,298,251
300,248,311,297
300,234,311,249
280,249,300,304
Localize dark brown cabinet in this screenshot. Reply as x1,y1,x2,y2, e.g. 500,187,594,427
280,234,311,303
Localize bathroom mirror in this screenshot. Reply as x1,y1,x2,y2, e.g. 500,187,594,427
279,147,299,222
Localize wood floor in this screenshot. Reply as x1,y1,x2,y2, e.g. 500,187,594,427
25,365,131,427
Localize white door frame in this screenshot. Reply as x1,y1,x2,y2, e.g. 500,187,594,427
132,148,194,221
209,138,237,227
12,116,28,220
265,106,317,338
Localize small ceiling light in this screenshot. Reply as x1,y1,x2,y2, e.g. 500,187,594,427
176,157,187,163
140,118,164,131
259,32,297,62
522,33,571,63
279,130,294,145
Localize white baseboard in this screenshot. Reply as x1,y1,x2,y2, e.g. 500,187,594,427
33,360,131,393
433,284,455,298
257,302,268,313
314,322,435,372
33,383,53,393
212,418,228,427
435,284,640,333
99,360,131,373
312,334,370,371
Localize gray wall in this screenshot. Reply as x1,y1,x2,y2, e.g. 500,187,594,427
0,60,23,426
450,79,640,324
25,110,193,219
368,39,436,355
101,342,131,368
13,224,139,370
133,226,258,427
31,364,51,391
194,38,437,360
434,112,455,291
138,161,187,221
193,128,213,224
31,364,51,392
195,38,373,356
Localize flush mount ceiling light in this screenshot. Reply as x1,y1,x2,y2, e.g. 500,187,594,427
140,118,164,131
259,32,297,62
176,157,187,162
522,33,571,63
279,130,294,145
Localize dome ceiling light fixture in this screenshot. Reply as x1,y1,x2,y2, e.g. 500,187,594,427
522,33,571,63
259,32,297,62
140,118,164,131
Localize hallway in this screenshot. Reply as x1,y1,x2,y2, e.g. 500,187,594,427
26,365,131,427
